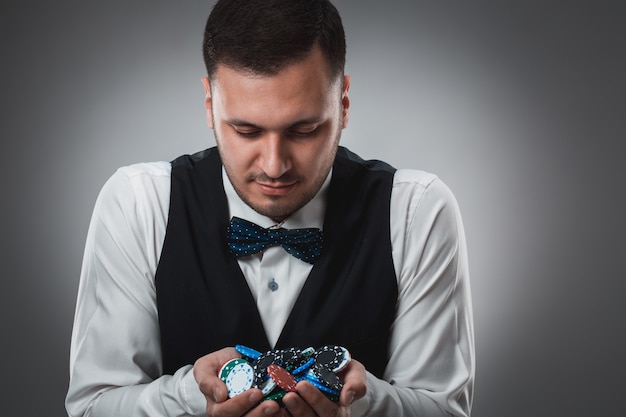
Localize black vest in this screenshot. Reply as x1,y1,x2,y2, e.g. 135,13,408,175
155,147,398,378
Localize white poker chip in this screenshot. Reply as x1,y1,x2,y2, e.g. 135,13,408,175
334,346,351,372
258,375,277,395
219,359,254,398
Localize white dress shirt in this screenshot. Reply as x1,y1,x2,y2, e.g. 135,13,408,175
66,158,474,417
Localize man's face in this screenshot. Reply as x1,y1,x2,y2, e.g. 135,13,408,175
201,46,351,222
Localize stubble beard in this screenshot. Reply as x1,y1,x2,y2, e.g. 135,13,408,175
220,151,336,222
216,133,341,222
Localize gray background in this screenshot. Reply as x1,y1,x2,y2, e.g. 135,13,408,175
2,1,624,416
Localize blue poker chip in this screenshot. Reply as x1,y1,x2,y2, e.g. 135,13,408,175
235,344,262,360
304,375,341,396
291,357,315,375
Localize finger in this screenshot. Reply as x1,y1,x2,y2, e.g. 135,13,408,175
267,407,291,417
207,389,281,417
338,359,367,407
194,347,241,400
281,391,315,417
292,380,341,417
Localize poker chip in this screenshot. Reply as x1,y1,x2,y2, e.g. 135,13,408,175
301,346,316,357
235,344,262,360
291,356,315,375
219,359,254,398
258,375,277,395
334,346,351,372
305,376,341,396
314,345,350,372
221,344,350,403
263,389,287,402
251,350,283,372
251,350,283,386
218,358,248,381
280,347,305,371
306,363,343,392
267,364,298,392
325,393,340,402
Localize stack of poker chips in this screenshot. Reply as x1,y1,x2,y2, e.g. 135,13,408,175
218,344,351,403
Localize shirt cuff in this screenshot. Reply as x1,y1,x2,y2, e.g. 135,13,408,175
180,365,207,415
347,372,374,417
350,389,371,417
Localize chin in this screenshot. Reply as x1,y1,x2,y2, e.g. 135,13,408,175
252,200,299,221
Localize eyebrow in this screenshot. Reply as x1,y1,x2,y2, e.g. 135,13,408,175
226,117,324,129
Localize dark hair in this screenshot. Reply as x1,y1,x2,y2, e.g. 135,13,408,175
202,0,346,81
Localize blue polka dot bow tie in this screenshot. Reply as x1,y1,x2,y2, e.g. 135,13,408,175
226,216,323,264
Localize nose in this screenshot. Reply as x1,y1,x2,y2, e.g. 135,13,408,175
259,134,292,179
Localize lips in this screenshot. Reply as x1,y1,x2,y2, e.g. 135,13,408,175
256,181,297,196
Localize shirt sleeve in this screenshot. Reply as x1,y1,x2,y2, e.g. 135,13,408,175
65,163,208,417
351,170,475,417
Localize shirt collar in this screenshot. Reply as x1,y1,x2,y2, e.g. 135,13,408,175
223,166,330,230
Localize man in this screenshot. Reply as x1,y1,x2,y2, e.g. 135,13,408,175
66,0,474,416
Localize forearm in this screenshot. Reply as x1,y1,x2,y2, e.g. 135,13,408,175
352,374,443,417
79,366,206,417
351,372,469,417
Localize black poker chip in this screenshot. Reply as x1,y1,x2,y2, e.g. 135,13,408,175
304,375,341,396
306,362,343,392
251,350,283,386
280,347,311,371
225,344,350,403
313,345,347,372
292,357,315,375
279,347,300,366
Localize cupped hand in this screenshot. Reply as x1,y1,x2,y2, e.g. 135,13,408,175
280,357,367,417
193,347,282,417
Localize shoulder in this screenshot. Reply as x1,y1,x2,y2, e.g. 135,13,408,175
114,160,172,182
392,169,438,190
103,161,171,194
389,169,467,283
391,168,458,212
390,169,463,244
94,161,172,223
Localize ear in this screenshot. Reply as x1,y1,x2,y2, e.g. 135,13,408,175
341,75,351,129
201,76,214,129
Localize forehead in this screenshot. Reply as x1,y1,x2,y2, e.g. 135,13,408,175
211,45,337,91
210,47,341,124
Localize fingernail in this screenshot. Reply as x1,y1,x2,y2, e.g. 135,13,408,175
298,382,311,395
248,390,261,403
347,390,355,404
282,396,295,408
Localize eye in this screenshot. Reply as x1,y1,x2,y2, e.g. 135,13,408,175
232,126,261,138
288,125,318,138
